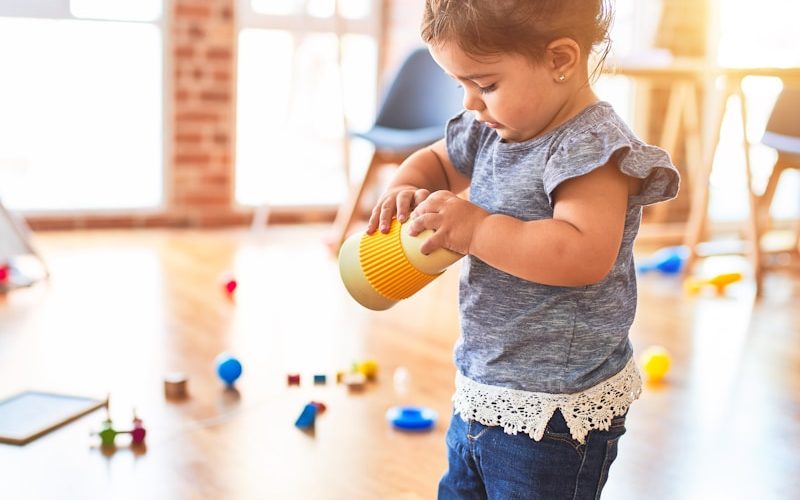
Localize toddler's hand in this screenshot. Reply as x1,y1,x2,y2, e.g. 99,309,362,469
367,186,431,234
407,191,489,255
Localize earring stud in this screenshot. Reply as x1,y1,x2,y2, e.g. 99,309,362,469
558,74,567,82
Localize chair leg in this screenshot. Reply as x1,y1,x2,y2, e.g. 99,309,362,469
756,155,788,233
328,154,383,252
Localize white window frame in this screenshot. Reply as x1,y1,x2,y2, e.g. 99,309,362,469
239,0,382,35
235,0,383,209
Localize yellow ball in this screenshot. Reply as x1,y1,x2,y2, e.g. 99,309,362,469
640,346,671,381
355,360,379,380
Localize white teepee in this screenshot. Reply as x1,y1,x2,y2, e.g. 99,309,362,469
0,199,47,290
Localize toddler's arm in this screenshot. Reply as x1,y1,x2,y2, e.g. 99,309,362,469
409,160,633,287
366,139,470,234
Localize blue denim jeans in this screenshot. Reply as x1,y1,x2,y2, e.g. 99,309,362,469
438,409,627,500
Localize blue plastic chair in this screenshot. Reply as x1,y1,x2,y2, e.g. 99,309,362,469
756,87,800,252
330,47,463,249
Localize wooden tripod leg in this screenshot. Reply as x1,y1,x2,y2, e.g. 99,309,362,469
329,154,383,252
737,84,764,295
684,79,732,276
649,81,687,224
756,156,788,232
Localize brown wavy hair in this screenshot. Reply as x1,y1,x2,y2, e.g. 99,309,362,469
421,0,613,78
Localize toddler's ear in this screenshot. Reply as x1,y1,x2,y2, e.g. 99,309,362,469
546,37,580,81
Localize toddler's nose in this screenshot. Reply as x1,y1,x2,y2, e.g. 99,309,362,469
462,91,484,112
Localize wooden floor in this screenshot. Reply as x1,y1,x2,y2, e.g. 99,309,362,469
0,225,798,500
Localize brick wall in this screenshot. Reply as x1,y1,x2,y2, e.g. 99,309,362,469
170,0,238,226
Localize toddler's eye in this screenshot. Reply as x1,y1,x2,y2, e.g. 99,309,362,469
478,84,496,94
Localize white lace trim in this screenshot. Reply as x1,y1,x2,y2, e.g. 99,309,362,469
453,358,642,444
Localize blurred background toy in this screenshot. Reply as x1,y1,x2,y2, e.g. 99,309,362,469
354,359,379,381
392,367,410,396
295,402,318,429
640,345,671,382
164,372,189,400
219,272,237,296
215,353,242,387
386,405,437,431
684,272,743,295
636,245,689,274
342,372,366,391
295,401,326,430
94,409,146,447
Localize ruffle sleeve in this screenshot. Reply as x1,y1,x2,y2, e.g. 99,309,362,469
543,121,680,207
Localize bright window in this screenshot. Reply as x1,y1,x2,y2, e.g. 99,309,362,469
70,0,161,22
599,0,800,223
710,0,800,222
595,0,663,134
717,0,800,69
0,1,163,212
236,0,380,207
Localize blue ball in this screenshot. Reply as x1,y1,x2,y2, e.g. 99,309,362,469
215,354,242,386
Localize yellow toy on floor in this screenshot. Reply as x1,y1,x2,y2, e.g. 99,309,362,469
640,345,671,382
684,272,743,295
339,219,462,310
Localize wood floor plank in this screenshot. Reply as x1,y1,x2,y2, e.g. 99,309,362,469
0,225,797,499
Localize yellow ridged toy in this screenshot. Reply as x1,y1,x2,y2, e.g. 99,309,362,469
339,219,463,310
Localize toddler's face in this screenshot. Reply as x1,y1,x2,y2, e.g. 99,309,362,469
429,43,573,143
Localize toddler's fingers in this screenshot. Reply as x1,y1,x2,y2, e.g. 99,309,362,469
379,199,397,233
407,211,435,237
395,191,415,222
418,225,444,255
410,197,436,218
418,236,436,256
366,202,383,234
413,189,431,208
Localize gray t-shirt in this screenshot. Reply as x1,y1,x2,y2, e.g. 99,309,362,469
446,101,679,394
